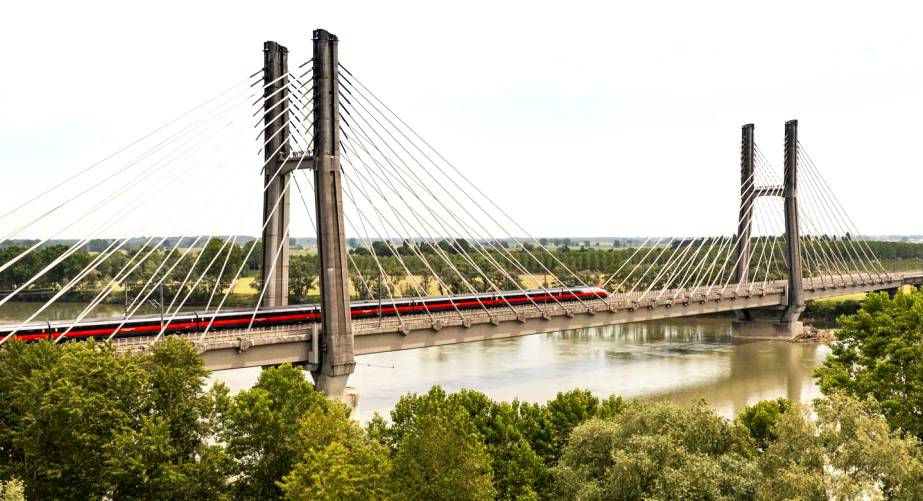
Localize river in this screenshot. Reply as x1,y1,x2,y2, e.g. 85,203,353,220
210,317,830,422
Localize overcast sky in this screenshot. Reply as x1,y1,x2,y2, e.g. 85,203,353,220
1,1,921,239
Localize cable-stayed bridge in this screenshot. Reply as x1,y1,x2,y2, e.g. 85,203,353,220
1,29,920,401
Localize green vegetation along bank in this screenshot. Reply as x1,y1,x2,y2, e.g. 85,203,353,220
0,289,922,499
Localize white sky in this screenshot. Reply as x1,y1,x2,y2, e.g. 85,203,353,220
1,0,921,239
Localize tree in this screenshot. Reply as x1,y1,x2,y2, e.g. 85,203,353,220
431,389,546,500
104,338,231,500
0,338,230,500
758,395,923,499
551,400,759,499
280,402,391,500
390,405,495,500
756,403,827,499
375,387,496,500
289,254,318,302
737,398,790,451
816,394,923,499
815,288,923,438
518,389,625,466
221,364,329,500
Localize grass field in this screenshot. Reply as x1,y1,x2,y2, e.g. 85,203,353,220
816,292,867,303
227,273,564,297
815,284,914,303
231,276,258,294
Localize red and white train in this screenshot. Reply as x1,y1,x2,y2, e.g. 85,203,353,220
0,286,608,342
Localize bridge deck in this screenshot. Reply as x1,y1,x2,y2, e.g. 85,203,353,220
111,272,923,370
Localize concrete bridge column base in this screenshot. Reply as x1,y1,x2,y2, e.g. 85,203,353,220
312,372,359,415
731,320,803,340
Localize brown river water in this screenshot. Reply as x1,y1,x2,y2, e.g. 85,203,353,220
1,303,829,422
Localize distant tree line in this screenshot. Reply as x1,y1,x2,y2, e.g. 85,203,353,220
3,239,923,306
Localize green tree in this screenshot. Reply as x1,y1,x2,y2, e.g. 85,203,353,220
391,406,495,500
756,403,828,500
280,402,391,500
758,395,923,500
0,338,230,500
104,338,231,500
378,386,496,500
289,254,318,302
737,398,790,451
518,389,625,466
815,288,923,438
221,364,328,500
552,400,759,500
816,394,923,499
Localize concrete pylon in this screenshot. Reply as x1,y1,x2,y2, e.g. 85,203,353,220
310,29,356,400
731,120,804,339
260,41,291,308
734,124,755,321
781,119,804,323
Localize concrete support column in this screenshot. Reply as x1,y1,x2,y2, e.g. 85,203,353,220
260,41,291,308
310,29,356,400
734,124,755,321
781,119,804,323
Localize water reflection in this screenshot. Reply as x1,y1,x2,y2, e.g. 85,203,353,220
343,318,828,421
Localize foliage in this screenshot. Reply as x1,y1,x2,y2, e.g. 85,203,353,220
801,298,862,327
551,400,759,500
6,334,923,500
288,254,318,302
758,395,923,500
280,402,391,500
5,239,923,306
815,287,923,438
0,337,229,500
0,479,23,501
221,363,329,500
0,238,258,305
737,397,790,451
377,387,497,500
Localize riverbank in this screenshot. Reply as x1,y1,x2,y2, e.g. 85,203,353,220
793,324,836,343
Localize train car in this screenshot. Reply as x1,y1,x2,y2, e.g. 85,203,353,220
0,286,608,343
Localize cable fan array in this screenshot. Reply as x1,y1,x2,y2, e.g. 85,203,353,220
592,142,891,303
0,56,894,348
0,61,322,344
